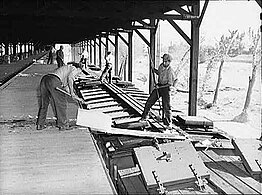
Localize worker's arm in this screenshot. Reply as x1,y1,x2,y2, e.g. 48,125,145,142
67,71,85,103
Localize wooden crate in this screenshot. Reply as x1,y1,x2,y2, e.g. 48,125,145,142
175,115,213,129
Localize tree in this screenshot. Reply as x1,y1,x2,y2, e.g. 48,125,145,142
233,29,261,123
198,46,217,106
198,30,244,108
212,30,245,105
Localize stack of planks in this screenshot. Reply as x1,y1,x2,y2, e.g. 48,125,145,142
198,150,261,194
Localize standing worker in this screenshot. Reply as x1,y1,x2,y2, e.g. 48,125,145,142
100,51,114,83
47,46,55,64
80,47,89,70
56,45,65,68
140,53,177,130
36,62,88,131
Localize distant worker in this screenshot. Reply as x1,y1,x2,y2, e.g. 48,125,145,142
100,51,114,83
80,47,89,70
36,63,88,131
47,46,55,64
140,53,177,130
56,45,65,68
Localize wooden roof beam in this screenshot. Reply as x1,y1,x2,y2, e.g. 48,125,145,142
255,0,261,7
197,0,209,27
134,29,150,47
167,18,192,46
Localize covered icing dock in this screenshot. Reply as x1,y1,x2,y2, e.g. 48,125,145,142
0,0,261,194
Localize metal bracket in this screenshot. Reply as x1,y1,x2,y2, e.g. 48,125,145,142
152,170,167,195
152,137,160,151
156,151,172,162
189,164,206,191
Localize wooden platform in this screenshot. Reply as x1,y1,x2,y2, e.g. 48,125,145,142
0,128,115,194
0,61,115,194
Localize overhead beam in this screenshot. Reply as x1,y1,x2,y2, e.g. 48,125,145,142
134,29,150,47
167,18,192,46
173,5,193,16
255,0,261,7
162,14,199,21
197,0,209,27
118,33,128,46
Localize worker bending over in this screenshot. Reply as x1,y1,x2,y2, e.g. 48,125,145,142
140,53,177,130
36,62,87,131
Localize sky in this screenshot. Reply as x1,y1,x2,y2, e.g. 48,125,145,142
159,0,261,46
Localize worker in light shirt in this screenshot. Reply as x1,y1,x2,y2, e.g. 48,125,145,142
100,51,114,83
36,63,87,131
80,48,89,70
140,53,177,130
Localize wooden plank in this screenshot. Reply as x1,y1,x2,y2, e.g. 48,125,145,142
91,106,125,113
114,120,149,130
81,90,107,96
82,93,111,101
80,88,103,93
200,151,260,194
168,183,219,195
204,150,261,194
118,173,148,194
130,93,149,98
86,97,115,104
113,117,141,125
89,101,119,109
108,111,130,119
90,127,186,140
198,152,242,194
232,138,262,176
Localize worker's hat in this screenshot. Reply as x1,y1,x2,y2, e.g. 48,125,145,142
161,53,172,61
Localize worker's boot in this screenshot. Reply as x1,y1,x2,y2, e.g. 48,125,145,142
58,124,74,131
36,124,47,130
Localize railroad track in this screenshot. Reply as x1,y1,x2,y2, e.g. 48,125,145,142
74,72,231,146
75,74,170,133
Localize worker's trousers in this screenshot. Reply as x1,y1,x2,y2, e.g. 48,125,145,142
56,58,64,68
100,64,112,83
37,74,67,127
141,86,172,125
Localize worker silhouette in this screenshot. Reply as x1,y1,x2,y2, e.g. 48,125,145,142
100,51,114,83
56,45,65,68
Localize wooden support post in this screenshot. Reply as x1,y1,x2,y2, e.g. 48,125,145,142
149,19,156,93
94,38,96,66
115,33,119,76
106,33,109,52
99,36,102,68
90,40,93,64
4,42,8,56
24,43,27,58
128,31,133,82
188,1,200,116
13,42,16,56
